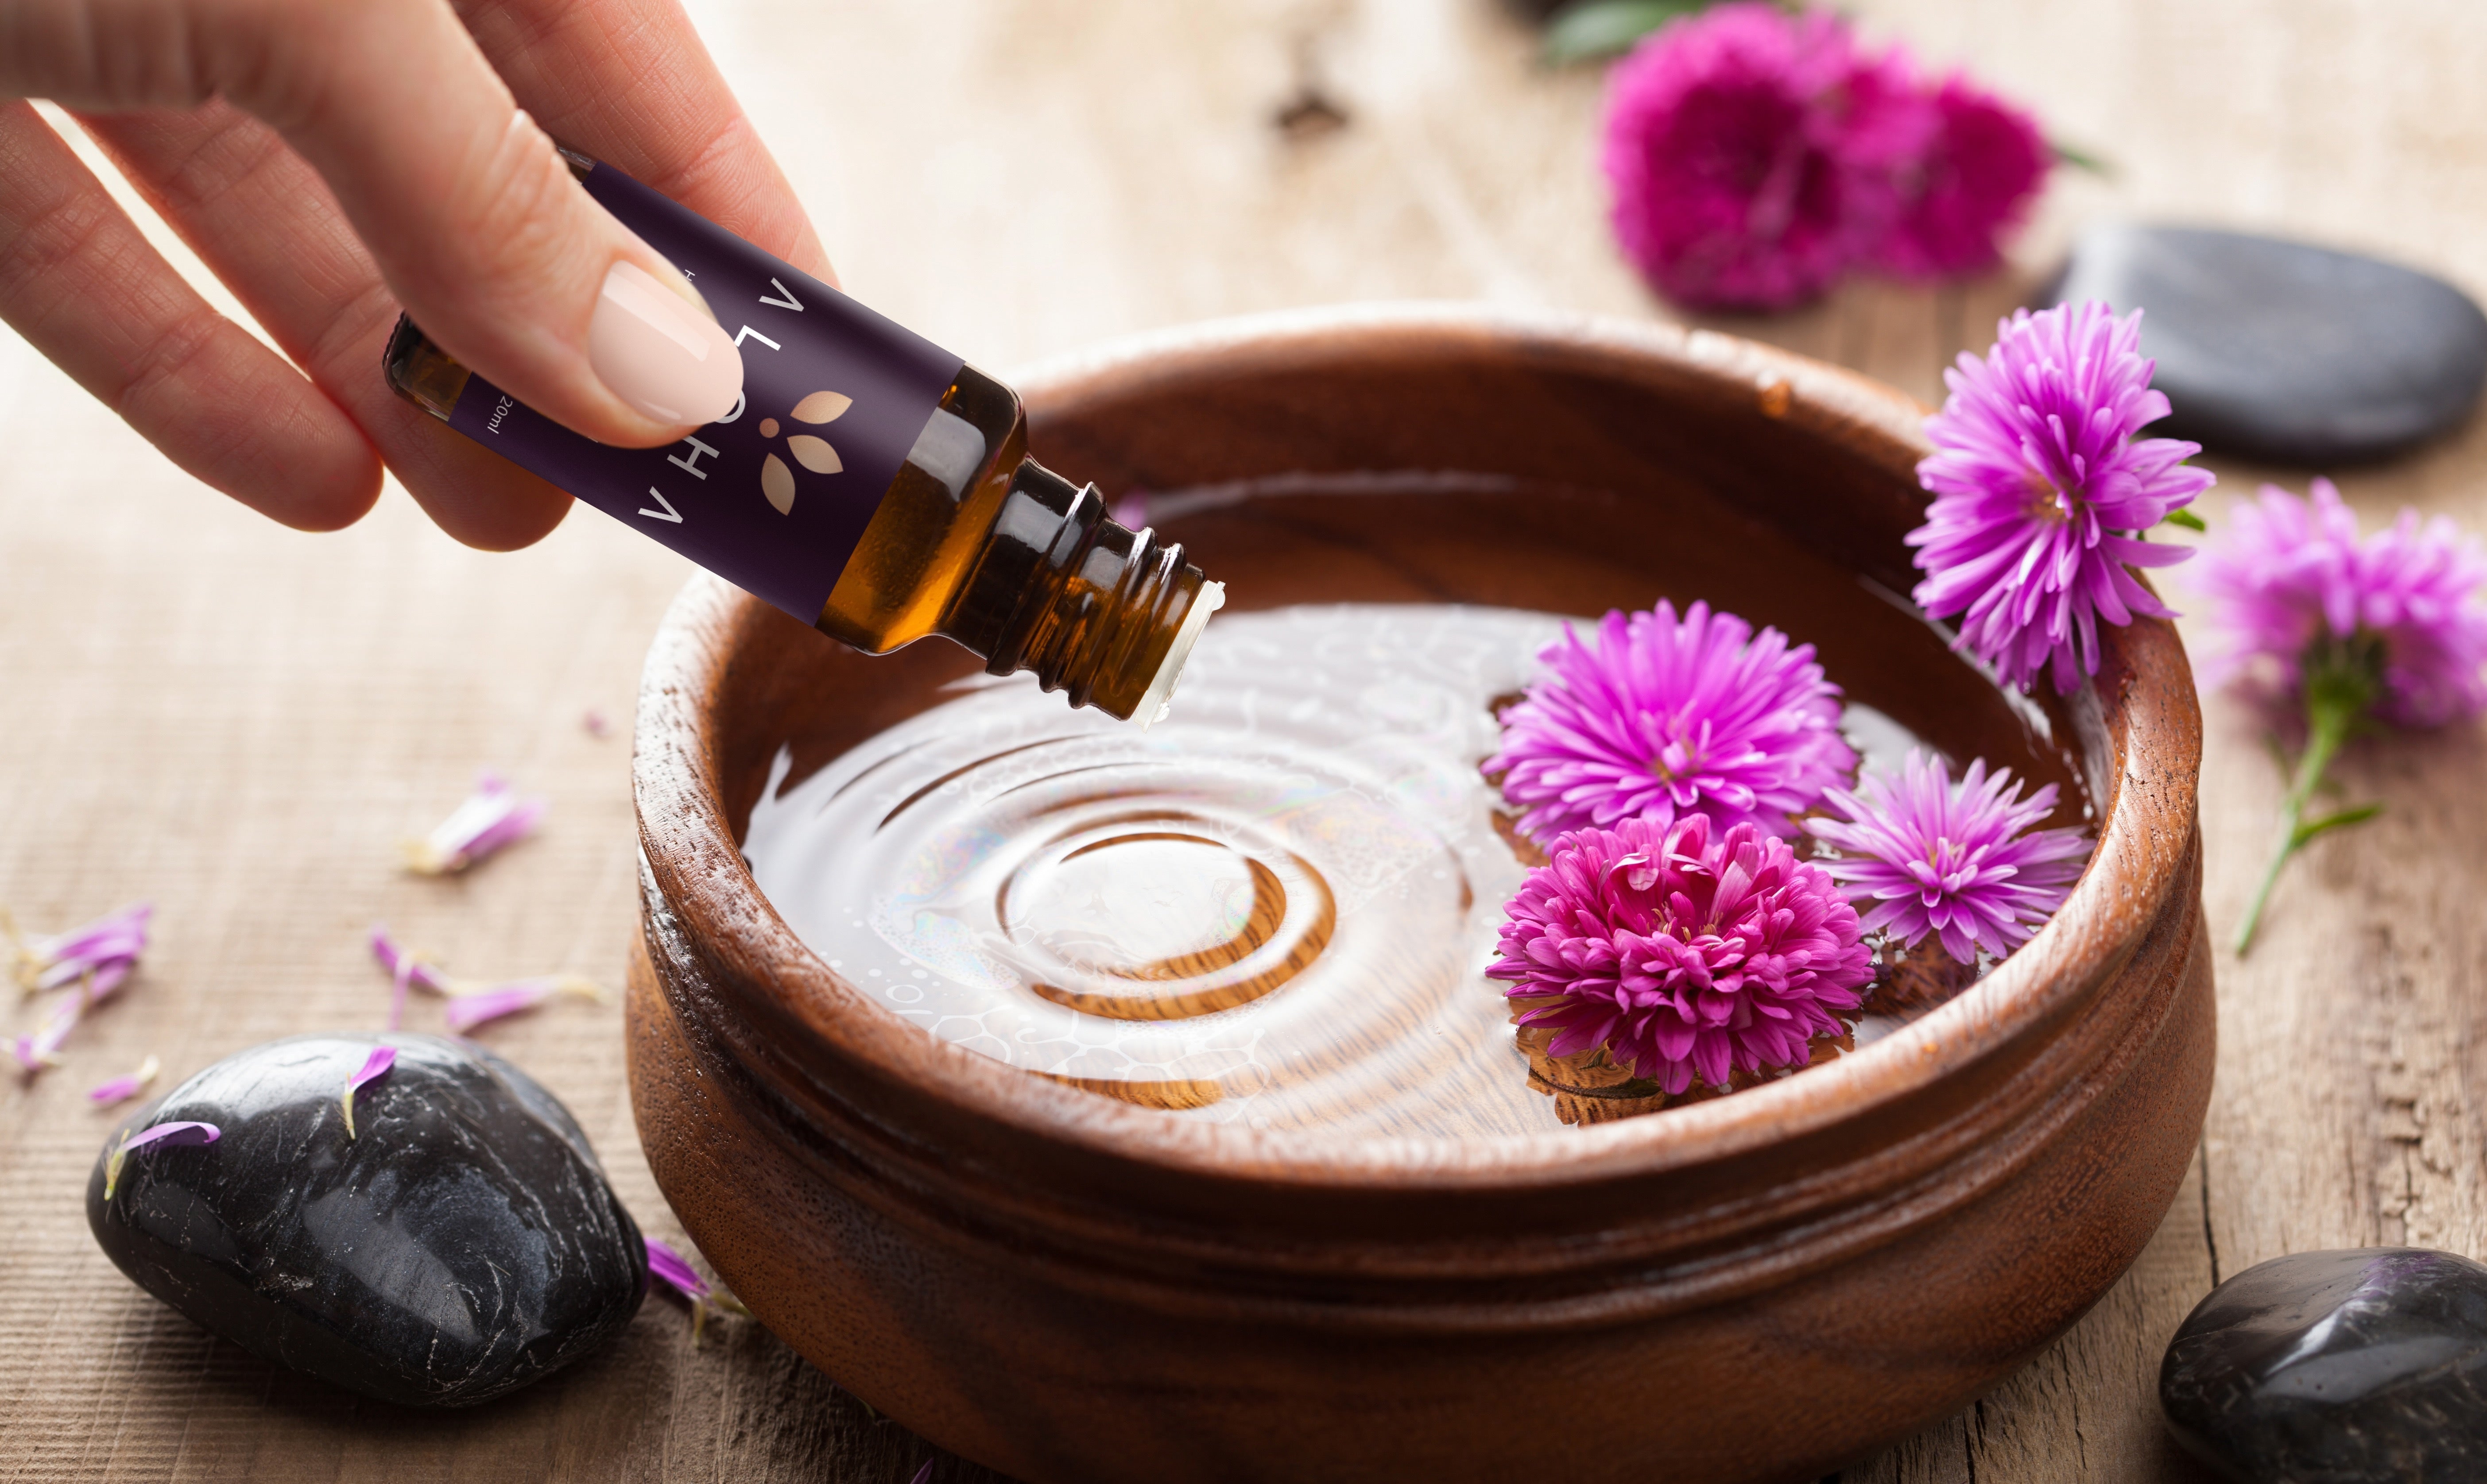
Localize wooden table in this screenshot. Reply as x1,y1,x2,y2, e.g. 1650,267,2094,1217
6,1,2483,1478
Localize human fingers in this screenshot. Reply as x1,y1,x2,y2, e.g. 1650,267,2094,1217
455,0,831,281
0,0,744,448
0,100,381,530
73,100,574,550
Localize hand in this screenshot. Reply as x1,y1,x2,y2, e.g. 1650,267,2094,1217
0,0,831,549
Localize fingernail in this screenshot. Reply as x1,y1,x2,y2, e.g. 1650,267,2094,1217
589,260,743,426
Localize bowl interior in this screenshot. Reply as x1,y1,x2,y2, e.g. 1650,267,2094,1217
687,309,2108,1150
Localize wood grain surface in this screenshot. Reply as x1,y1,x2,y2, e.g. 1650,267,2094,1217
2,1,2481,1480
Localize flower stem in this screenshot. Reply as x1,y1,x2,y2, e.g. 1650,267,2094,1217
2233,648,2380,955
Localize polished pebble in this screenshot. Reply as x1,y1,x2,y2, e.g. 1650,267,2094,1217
89,1033,646,1408
2049,224,2487,464
2159,1246,2487,1483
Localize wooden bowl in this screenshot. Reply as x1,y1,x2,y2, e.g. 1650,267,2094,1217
626,305,2213,1484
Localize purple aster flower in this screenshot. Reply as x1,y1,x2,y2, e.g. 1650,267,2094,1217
1601,4,1918,312
1871,74,2050,280
1487,601,1856,844
1910,301,2214,692
2196,478,2487,729
1487,812,1871,1097
1805,750,2089,962
2195,479,2487,952
1900,302,2218,696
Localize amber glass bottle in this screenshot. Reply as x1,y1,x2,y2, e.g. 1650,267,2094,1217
383,154,1220,723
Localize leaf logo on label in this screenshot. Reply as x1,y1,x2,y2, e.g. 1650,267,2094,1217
758,391,853,514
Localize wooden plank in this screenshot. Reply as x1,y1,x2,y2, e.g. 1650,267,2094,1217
8,0,2487,1478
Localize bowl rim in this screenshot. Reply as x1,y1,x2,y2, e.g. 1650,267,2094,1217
634,300,2201,1196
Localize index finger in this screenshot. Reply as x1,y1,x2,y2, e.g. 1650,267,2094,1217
454,0,833,283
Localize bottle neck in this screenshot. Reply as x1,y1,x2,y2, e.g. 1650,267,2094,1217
941,460,1220,723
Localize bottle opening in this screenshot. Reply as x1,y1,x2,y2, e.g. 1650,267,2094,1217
1133,581,1225,729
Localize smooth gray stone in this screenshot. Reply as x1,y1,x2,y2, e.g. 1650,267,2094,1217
89,1033,646,1408
2048,224,2487,464
2160,1246,2487,1483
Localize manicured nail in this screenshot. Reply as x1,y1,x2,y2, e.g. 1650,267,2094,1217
589,260,742,426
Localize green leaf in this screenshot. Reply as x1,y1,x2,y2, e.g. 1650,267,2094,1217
2159,509,2207,533
2291,803,2383,849
2052,140,2115,177
1542,0,1704,64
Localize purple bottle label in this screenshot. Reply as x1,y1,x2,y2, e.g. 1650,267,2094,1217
446,165,964,622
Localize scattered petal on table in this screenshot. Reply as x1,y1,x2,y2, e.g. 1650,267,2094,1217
402,774,546,875
88,1053,161,1106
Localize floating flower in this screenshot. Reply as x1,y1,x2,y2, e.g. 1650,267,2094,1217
341,1046,396,1139
1909,301,2213,692
1805,750,2089,962
1487,812,1871,1096
1601,4,1919,311
103,1119,218,1200
8,900,150,997
1486,601,1854,844
88,1053,161,1106
402,773,546,875
442,976,605,1034
1871,74,2049,280
645,1236,751,1343
2196,480,2487,952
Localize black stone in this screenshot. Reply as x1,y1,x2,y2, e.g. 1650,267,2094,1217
89,1033,645,1408
2160,1246,2487,1483
2047,224,2487,464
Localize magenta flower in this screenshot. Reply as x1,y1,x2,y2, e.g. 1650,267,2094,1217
2197,479,2487,729
1602,4,1918,312
2196,479,2487,952
88,1054,161,1106
1871,74,2050,280
1487,601,1855,844
1910,301,2213,692
1805,750,2088,962
103,1120,219,1200
1487,812,1871,1096
442,975,604,1034
402,773,546,875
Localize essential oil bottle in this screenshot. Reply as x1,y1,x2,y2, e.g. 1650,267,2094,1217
384,151,1221,723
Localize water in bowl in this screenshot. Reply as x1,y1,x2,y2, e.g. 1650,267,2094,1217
745,602,1962,1140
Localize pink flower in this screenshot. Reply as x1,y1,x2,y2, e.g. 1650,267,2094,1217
2196,479,2487,729
402,773,545,875
1487,812,1871,1095
1601,4,1918,311
1872,74,2050,279
1487,601,1855,844
13,992,83,1072
1805,750,2089,961
1910,302,2214,692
